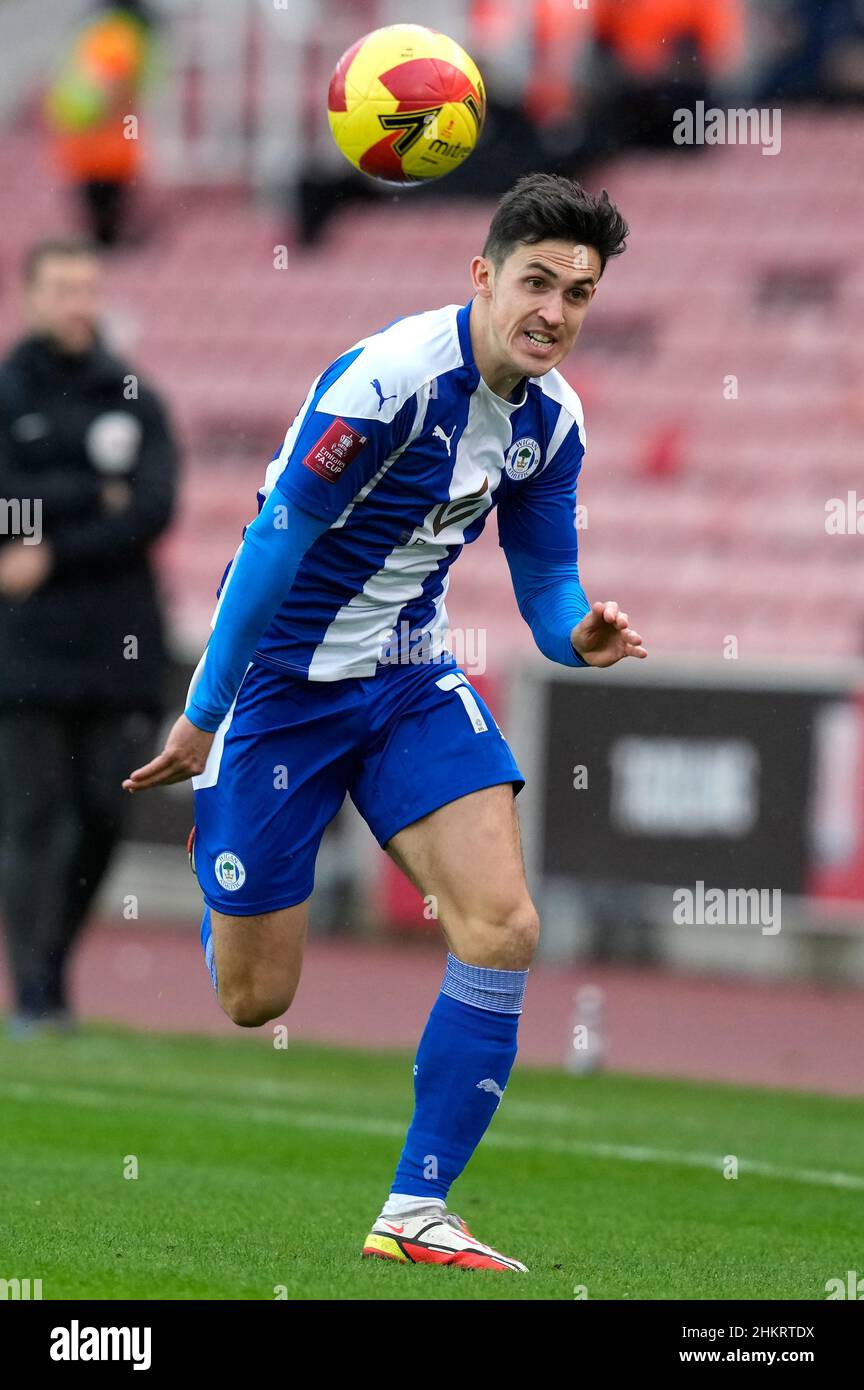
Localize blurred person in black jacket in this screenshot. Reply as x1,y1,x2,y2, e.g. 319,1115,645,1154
0,238,178,1036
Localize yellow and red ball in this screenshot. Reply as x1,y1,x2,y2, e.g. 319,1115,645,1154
328,24,486,186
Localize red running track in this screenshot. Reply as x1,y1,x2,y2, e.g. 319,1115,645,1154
1,922,863,1096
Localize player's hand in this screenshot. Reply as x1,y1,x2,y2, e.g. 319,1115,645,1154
123,713,214,793
0,541,53,600
571,601,647,668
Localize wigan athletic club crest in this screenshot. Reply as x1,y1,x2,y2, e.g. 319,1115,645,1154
214,852,246,891
504,437,542,481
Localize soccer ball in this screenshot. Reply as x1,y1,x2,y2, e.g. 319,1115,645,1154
327,24,486,186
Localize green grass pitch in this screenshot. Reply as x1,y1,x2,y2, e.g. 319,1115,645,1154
1,1024,861,1300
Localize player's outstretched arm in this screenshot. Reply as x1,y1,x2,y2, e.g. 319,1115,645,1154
502,543,591,667
502,546,647,669
570,599,647,667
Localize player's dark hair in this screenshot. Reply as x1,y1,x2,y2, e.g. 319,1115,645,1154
483,173,628,277
22,238,100,284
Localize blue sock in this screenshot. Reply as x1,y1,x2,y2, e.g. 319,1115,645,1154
200,905,218,993
390,952,527,1202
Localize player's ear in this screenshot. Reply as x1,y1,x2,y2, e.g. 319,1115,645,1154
470,255,494,299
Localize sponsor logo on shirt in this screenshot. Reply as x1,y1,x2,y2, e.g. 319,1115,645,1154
303,419,368,483
430,477,489,535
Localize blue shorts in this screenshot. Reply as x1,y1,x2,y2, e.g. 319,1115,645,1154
191,657,524,915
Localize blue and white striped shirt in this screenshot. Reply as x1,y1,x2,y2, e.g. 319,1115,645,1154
186,297,590,729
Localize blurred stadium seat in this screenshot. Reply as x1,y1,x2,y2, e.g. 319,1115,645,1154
4,115,853,660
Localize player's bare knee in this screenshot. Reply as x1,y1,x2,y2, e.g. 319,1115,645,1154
455,899,539,970
500,902,540,968
220,982,294,1028
222,996,289,1028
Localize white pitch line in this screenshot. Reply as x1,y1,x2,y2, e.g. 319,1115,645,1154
2,1081,862,1192
0,1070,600,1121
488,1135,864,1191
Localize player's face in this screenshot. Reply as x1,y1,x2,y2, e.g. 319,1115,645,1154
26,254,101,354
480,239,600,378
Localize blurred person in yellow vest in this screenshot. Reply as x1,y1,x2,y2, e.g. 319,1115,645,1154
45,2,158,246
